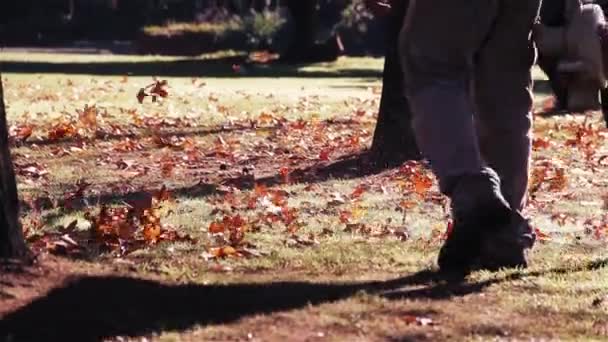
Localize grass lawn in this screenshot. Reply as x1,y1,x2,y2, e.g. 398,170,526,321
1,52,608,341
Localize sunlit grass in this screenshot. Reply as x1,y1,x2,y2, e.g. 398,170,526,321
2,52,608,340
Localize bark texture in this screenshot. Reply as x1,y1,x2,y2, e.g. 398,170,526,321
0,74,28,259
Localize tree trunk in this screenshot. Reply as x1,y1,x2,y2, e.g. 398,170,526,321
601,87,608,126
282,0,318,61
370,0,420,167
282,0,342,63
0,75,28,259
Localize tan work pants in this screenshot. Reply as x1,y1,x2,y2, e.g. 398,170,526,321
399,0,542,211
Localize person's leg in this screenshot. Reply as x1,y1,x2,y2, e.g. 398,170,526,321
398,0,513,272
399,0,498,195
470,0,541,270
474,0,542,211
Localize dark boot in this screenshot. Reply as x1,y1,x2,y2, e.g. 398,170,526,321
438,171,512,274
438,171,536,273
478,211,535,271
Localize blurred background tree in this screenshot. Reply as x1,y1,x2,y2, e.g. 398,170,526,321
0,0,385,57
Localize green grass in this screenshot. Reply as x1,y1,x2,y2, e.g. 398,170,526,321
2,52,608,341
142,21,244,36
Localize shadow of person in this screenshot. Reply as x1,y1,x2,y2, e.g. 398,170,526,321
0,270,446,341
2,258,606,341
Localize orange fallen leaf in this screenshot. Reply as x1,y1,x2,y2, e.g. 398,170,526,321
254,183,268,197
350,184,367,199
551,212,571,226
77,104,98,130
319,148,331,161
48,122,78,141
249,51,278,64
159,228,197,243
347,135,360,148
535,227,551,241
339,211,351,224
9,124,34,144
279,167,290,184
137,80,169,103
533,137,551,149
413,173,433,196
160,155,175,177
281,207,299,226
548,168,567,191
141,207,162,244
143,223,162,244
210,246,239,258
399,200,415,210
155,185,172,202
258,112,275,125
209,221,225,234
150,80,169,98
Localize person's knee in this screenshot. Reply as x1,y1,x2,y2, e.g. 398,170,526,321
398,31,471,94
478,109,532,138
475,75,534,134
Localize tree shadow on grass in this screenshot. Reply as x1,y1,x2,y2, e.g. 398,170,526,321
1,260,605,341
34,150,391,219
17,122,264,148
0,56,383,79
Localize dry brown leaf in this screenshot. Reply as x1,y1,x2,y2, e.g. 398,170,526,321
549,167,567,191
48,122,78,141
249,51,279,64
209,221,225,234
143,223,162,244
77,104,98,130
16,163,49,179
533,137,551,149
279,167,290,184
319,148,331,161
402,315,436,326
339,211,351,224
413,173,433,196
208,246,239,259
137,80,169,103
155,185,172,202
535,227,552,242
350,184,367,199
153,134,195,150
113,138,144,152
9,124,34,144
